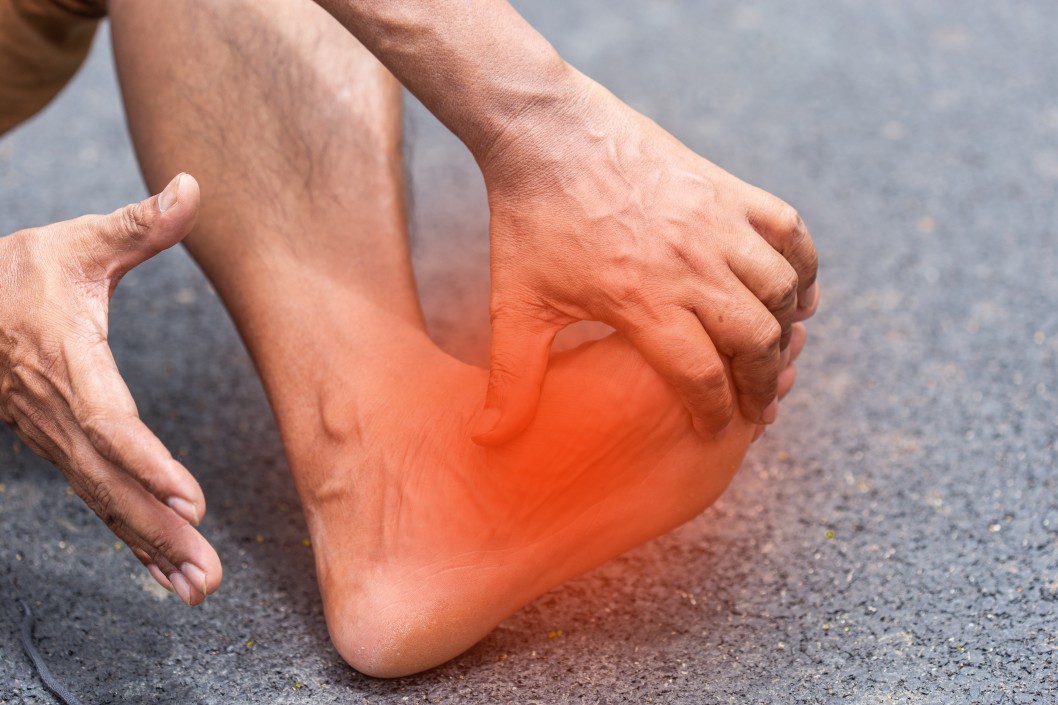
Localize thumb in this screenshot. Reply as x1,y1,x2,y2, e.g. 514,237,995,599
471,307,560,446
75,173,201,280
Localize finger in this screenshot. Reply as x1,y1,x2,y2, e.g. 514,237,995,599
8,396,69,463
105,486,212,606
779,322,808,370
793,282,820,322
124,529,201,606
787,323,807,365
619,308,735,435
66,439,221,605
130,546,175,593
60,173,201,285
752,425,765,443
125,536,180,586
743,188,818,314
66,343,205,524
6,389,216,605
695,279,781,425
727,231,799,349
778,365,797,401
16,432,50,459
472,304,561,446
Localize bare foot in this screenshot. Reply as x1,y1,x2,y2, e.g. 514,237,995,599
105,0,807,674
283,312,757,677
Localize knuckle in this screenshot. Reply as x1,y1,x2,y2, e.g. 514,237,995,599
488,292,551,327
118,202,154,238
487,294,519,324
775,204,803,235
699,399,734,427
800,246,820,283
18,400,52,433
758,319,782,351
79,409,122,448
739,318,782,359
148,529,179,559
681,357,728,393
68,214,104,232
765,271,799,313
88,477,121,526
486,356,519,391
786,218,819,276
601,267,650,314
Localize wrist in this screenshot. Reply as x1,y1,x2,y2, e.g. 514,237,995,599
472,61,598,172
477,68,639,197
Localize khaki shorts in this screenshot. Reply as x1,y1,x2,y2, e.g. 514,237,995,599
0,0,105,135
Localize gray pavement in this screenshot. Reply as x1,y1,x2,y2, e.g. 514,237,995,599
2,1,1058,702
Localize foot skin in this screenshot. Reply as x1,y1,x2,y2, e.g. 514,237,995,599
104,0,764,673
284,317,755,678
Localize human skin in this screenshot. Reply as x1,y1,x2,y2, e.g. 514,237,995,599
0,175,220,606
1,0,815,602
312,0,820,444
108,0,808,676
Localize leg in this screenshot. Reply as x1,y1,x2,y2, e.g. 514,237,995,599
109,0,757,677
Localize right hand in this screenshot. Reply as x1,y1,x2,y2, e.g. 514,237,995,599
0,173,221,606
472,74,819,444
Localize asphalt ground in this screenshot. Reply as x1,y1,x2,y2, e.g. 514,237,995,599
1,1,1057,702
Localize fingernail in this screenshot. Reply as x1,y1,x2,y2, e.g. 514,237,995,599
470,408,502,439
181,562,208,596
147,564,175,593
157,173,183,213
799,282,818,309
167,497,200,526
762,399,779,424
169,571,193,606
